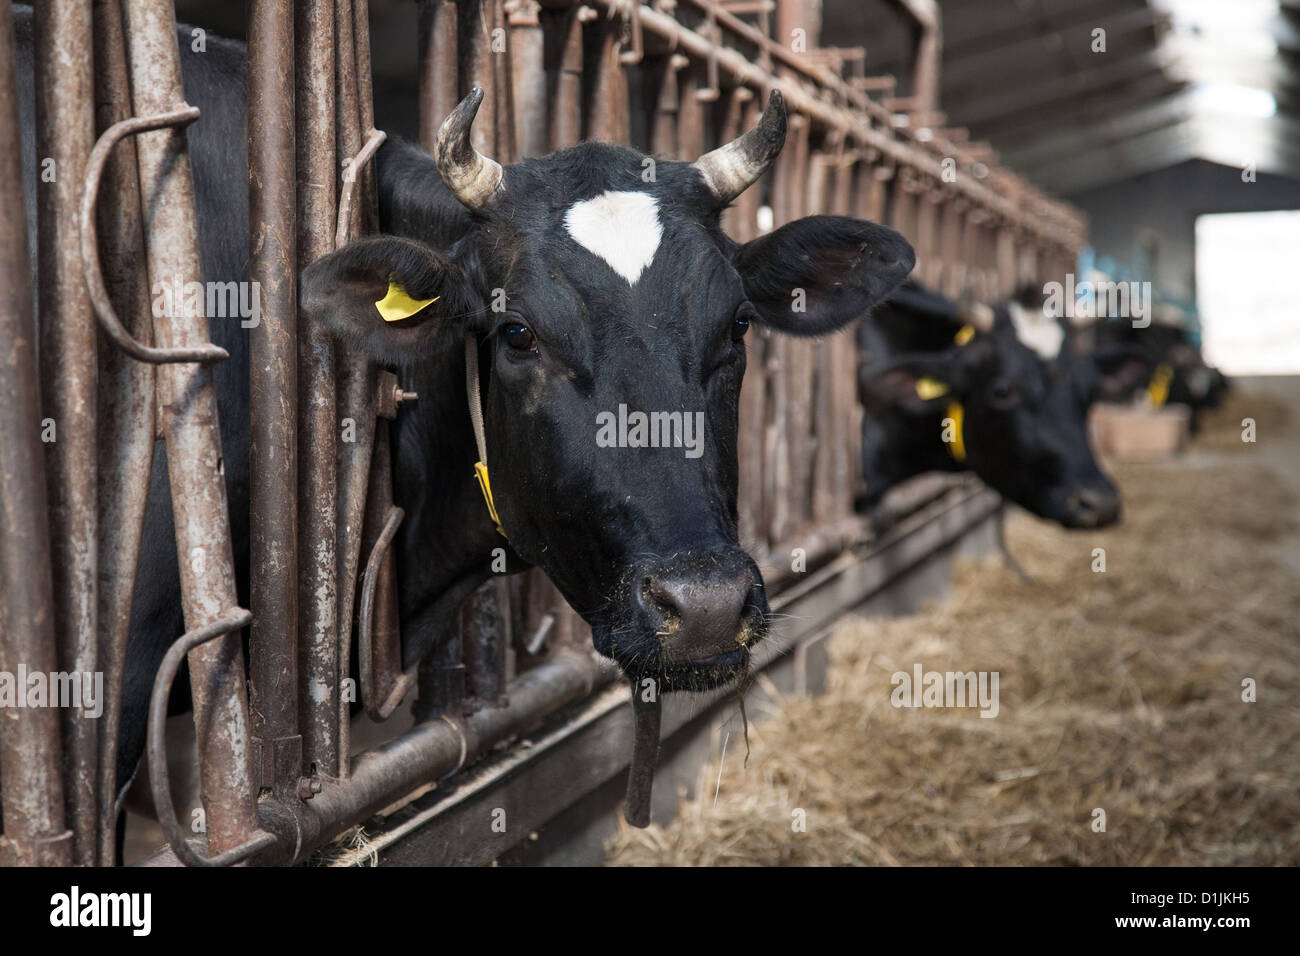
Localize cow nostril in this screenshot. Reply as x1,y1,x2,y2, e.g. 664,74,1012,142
645,572,752,662
1068,485,1120,527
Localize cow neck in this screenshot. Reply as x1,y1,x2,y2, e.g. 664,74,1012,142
465,334,507,538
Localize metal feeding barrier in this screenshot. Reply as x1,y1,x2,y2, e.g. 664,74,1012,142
0,0,1085,867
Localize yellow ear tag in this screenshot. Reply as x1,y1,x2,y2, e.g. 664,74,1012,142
375,278,438,323
953,324,976,346
915,376,950,401
474,461,506,538
945,401,967,462
1146,362,1173,408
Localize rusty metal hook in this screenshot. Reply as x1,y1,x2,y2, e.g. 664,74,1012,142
147,607,277,867
79,105,230,365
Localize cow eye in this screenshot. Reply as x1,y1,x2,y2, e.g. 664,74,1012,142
731,305,754,342
503,322,537,353
990,380,1019,408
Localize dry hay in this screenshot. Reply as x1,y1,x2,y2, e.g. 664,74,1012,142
606,418,1300,866
1193,386,1292,451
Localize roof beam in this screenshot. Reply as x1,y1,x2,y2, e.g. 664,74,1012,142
943,5,1158,89
946,48,1179,128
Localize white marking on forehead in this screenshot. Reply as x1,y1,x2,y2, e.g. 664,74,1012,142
1007,300,1064,360
563,191,663,285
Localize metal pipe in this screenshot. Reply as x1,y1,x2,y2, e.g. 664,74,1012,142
122,0,260,856
296,0,340,789
507,0,545,159
90,0,160,865
35,0,99,866
0,0,72,869
248,0,301,799
417,0,459,154
461,580,509,712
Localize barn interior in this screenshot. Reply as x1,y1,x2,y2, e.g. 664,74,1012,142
1,0,1296,872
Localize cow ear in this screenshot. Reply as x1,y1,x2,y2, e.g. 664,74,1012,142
735,215,915,335
300,235,480,365
860,353,962,415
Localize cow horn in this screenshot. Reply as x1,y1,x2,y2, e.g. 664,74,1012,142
692,90,788,204
435,87,504,212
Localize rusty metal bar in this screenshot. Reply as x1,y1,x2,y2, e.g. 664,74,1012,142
248,0,301,800
547,4,589,151
146,648,618,865
35,0,99,865
90,0,160,866
418,1,459,153
508,0,546,158
0,0,73,869
122,0,260,856
461,580,510,712
358,505,409,719
297,0,340,789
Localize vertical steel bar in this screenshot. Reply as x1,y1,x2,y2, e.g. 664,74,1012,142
588,14,629,143
418,1,459,153
465,0,498,156
297,0,340,787
333,0,375,778
0,1,73,870
248,0,301,799
507,0,545,159
122,0,259,855
547,5,585,151
34,0,99,866
91,0,158,866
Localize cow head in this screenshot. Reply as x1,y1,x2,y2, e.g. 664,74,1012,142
302,89,914,691
861,304,1148,529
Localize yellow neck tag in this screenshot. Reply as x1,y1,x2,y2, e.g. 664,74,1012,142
1147,362,1173,408
945,401,967,462
954,324,976,346
474,461,506,537
375,278,438,323
915,376,950,401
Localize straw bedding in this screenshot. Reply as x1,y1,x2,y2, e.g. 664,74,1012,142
606,400,1300,866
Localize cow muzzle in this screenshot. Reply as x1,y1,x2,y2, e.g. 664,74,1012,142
1062,482,1121,529
615,551,769,688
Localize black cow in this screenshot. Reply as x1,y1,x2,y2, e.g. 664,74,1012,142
857,282,1148,528
1092,319,1229,433
13,8,914,813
